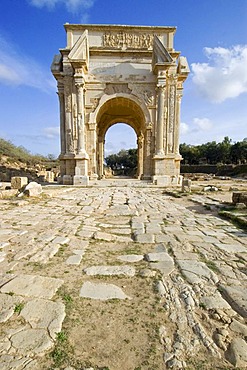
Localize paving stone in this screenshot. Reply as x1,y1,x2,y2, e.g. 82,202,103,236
117,255,143,263
135,233,155,243
79,281,131,300
0,274,63,299
52,236,70,245
226,338,247,367
176,260,219,284
0,293,23,323
139,269,157,278
145,252,173,262
0,355,33,370
11,328,53,355
230,319,247,336
219,284,247,318
66,254,82,265
29,244,60,263
0,274,16,289
150,261,175,276
21,298,65,339
84,265,135,277
214,243,246,253
93,231,114,241
200,293,231,310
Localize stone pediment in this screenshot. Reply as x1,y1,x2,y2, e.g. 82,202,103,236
152,35,173,72
68,30,89,69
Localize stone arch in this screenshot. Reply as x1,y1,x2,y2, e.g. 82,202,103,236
95,95,150,179
52,24,189,185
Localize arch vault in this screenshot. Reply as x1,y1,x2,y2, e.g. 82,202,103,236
51,24,189,185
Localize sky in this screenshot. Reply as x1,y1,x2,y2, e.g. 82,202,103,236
0,0,246,157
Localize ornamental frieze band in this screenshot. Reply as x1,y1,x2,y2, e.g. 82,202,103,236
103,32,155,49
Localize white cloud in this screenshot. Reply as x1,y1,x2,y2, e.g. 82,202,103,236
43,126,60,139
191,45,247,103
29,0,95,13
0,35,56,92
193,117,212,131
180,122,189,135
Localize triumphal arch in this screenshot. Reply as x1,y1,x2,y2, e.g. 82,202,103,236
51,24,189,185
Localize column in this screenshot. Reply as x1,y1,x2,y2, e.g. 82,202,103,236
57,83,65,155
167,76,177,154
76,82,86,155
156,84,165,156
137,133,144,178
174,92,182,155
64,77,74,154
98,136,104,179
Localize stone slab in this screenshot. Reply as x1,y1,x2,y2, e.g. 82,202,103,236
145,252,173,262
52,236,70,245
11,328,53,355
0,274,63,299
150,261,174,276
219,285,247,318
214,243,246,253
84,265,135,277
0,355,33,370
176,260,219,284
230,319,247,336
226,338,247,367
117,255,143,263
135,233,155,243
79,281,131,300
21,298,65,339
66,254,82,265
0,293,23,323
200,293,231,310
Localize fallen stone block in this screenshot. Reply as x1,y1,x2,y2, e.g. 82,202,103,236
23,182,42,197
11,177,28,190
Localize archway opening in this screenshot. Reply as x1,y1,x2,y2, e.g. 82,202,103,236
104,123,137,178
96,96,148,180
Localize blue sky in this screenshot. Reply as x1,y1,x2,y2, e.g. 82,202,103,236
0,0,246,157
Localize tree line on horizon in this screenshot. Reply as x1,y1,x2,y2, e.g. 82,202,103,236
180,136,247,165
105,137,247,171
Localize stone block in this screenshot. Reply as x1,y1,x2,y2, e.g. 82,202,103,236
73,175,89,186
11,177,28,189
23,182,42,197
63,175,73,185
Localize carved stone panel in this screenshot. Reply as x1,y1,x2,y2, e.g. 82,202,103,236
103,32,155,49
104,83,131,95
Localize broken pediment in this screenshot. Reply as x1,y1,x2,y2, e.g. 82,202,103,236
177,56,190,75
152,35,173,72
68,30,89,69
51,54,62,75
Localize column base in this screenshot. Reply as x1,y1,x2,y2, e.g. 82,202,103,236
63,175,73,185
89,173,98,180
73,175,89,186
152,175,183,186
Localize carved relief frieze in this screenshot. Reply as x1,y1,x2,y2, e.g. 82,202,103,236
129,84,155,106
103,32,155,49
90,97,100,111
104,83,131,95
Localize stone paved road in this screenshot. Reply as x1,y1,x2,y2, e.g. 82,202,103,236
0,182,247,369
